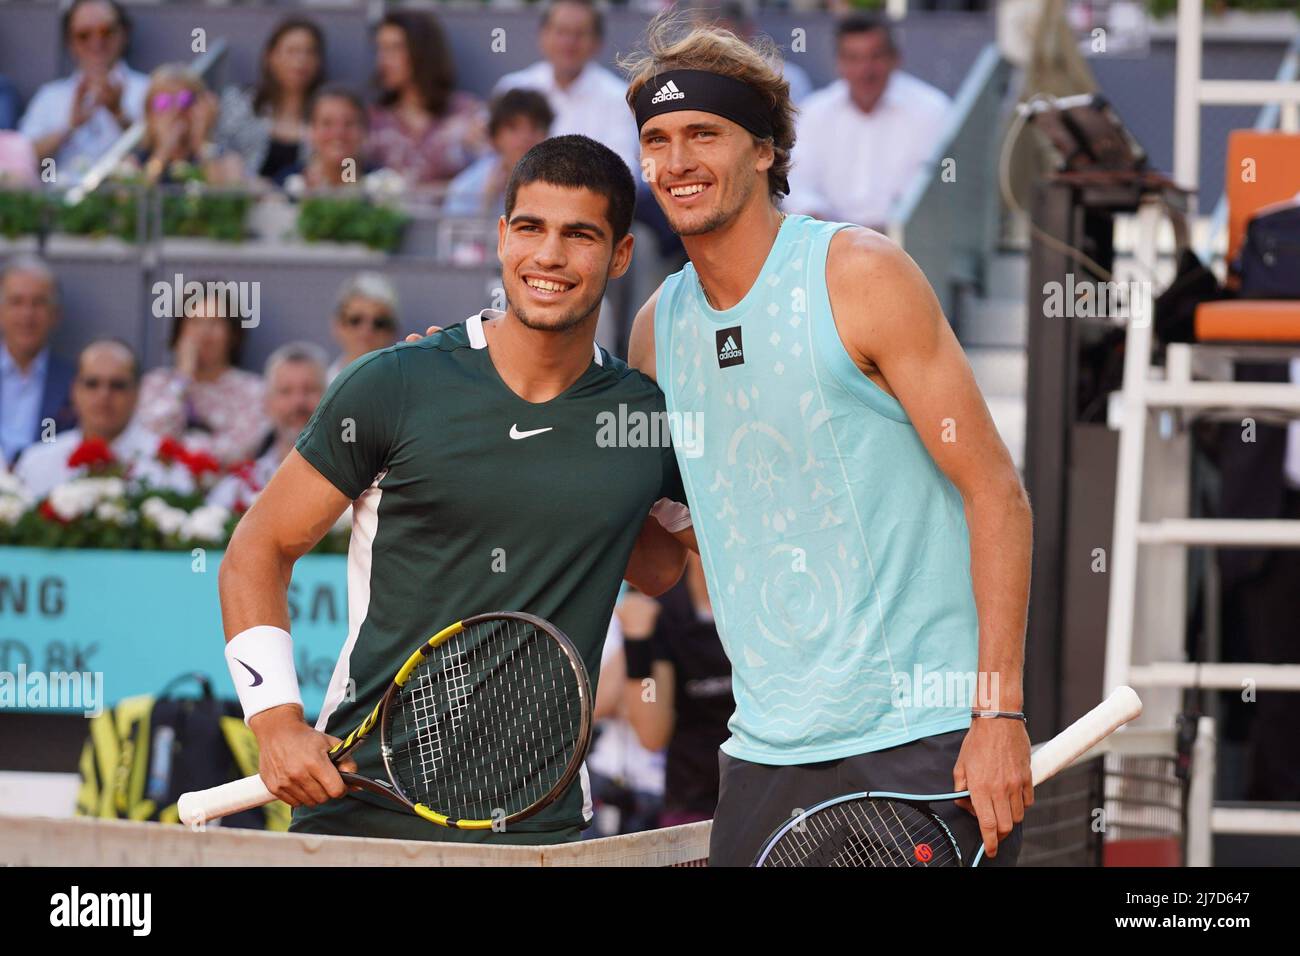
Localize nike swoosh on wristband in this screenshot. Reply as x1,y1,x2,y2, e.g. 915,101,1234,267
234,658,264,687
510,425,554,440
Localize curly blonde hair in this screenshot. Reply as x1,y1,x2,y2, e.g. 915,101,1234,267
620,12,796,200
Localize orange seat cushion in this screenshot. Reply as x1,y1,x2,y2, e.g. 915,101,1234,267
1195,299,1300,342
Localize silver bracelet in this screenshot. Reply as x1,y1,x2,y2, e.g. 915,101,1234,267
971,710,1026,722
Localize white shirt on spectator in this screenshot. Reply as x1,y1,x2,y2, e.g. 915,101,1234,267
13,421,190,500
493,60,641,178
783,59,815,105
785,72,951,229
18,62,148,185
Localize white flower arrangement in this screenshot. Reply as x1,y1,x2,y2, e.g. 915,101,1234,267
180,504,231,543
47,477,127,522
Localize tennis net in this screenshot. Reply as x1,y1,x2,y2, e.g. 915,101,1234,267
0,814,711,867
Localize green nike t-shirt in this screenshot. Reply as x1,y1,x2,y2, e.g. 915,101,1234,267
290,310,686,841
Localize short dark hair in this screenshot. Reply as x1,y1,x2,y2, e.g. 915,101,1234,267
309,83,368,126
835,13,897,54
376,11,457,117
505,135,635,242
62,0,130,45
488,88,555,139
540,0,604,41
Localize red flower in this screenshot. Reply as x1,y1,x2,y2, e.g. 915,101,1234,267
182,449,221,478
157,436,188,464
39,500,67,524
67,437,115,470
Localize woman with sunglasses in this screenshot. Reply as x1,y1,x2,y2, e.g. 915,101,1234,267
17,0,148,185
327,272,400,383
129,65,243,186
215,17,327,184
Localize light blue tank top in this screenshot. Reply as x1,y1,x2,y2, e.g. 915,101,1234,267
655,214,978,765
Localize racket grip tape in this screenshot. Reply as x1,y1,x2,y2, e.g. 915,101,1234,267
178,773,275,826
1028,686,1142,787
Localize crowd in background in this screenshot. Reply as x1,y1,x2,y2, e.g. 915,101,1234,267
0,0,951,224
0,0,961,834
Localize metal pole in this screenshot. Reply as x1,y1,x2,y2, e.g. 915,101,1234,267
1173,0,1203,199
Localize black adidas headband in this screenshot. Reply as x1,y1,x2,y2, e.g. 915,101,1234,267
633,69,774,140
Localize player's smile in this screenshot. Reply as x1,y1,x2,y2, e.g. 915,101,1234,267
521,272,577,300
664,181,714,206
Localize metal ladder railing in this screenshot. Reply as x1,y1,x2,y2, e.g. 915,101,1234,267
1103,0,1300,855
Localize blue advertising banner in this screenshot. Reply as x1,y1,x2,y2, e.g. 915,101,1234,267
0,548,348,715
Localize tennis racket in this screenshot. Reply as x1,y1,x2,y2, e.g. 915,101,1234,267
753,685,1142,867
178,611,592,830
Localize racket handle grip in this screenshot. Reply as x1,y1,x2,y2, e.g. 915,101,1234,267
1029,685,1143,787
178,774,275,827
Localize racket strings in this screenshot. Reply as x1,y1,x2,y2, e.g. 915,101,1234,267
388,618,584,822
762,798,961,867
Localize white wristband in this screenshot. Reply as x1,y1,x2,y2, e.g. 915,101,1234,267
650,497,693,533
225,625,303,724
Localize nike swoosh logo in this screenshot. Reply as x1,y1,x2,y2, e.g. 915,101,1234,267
509,425,554,440
234,658,264,687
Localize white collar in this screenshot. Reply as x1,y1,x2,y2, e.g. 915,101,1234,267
466,310,602,365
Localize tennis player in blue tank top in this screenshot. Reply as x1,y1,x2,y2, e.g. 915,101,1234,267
623,18,1034,866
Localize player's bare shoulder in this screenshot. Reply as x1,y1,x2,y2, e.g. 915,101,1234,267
628,281,665,382
825,225,945,364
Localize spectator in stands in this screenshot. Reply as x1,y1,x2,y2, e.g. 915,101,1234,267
368,11,485,191
128,66,243,186
13,339,185,499
136,290,268,466
693,1,815,104
217,18,326,184
588,614,667,836
493,0,639,176
208,342,327,512
328,272,399,382
18,0,147,185
0,134,39,186
785,14,951,231
616,553,733,828
276,86,378,193
0,76,21,131
0,257,76,467
443,90,553,219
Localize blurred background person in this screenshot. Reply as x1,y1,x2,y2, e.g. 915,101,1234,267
12,339,179,499
0,75,20,131
208,342,327,512
0,257,76,467
277,85,378,192
18,0,146,185
328,272,399,382
493,0,639,176
443,89,553,218
136,290,267,466
785,13,951,230
128,65,243,186
617,554,733,828
216,17,326,184
587,614,667,837
0,133,38,186
693,0,814,104
368,10,485,192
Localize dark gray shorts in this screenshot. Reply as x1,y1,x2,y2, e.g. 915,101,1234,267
709,729,1024,867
